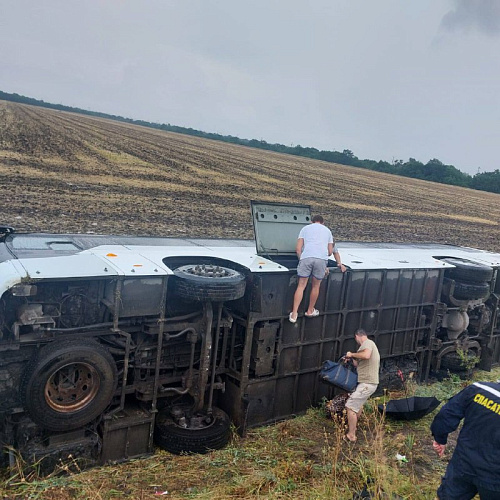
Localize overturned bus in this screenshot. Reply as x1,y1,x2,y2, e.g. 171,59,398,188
0,201,499,470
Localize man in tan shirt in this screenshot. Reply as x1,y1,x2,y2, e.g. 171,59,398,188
344,329,380,442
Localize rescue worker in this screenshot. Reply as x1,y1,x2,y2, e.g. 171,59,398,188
431,380,500,499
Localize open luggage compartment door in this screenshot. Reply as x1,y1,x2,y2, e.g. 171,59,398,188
250,201,311,256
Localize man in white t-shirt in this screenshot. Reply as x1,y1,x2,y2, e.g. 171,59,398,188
289,215,346,323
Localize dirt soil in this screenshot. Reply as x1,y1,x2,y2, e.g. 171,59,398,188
0,100,499,253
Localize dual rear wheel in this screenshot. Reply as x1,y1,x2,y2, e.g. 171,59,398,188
441,258,493,300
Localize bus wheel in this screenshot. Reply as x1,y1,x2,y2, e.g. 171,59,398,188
173,264,246,302
22,339,117,431
154,407,230,454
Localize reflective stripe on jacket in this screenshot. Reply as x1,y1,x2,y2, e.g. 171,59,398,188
431,381,500,489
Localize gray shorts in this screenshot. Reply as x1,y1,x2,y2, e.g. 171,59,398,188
297,258,327,280
345,383,378,413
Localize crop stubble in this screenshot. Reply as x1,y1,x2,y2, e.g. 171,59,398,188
0,101,498,252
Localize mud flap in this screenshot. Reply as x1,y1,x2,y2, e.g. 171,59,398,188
478,344,493,371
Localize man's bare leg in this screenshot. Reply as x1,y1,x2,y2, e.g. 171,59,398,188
346,408,358,442
291,277,309,320
306,277,322,315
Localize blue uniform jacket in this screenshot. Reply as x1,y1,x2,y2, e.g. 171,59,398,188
430,381,500,489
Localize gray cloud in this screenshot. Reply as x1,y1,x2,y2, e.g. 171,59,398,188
1,1,499,174
440,0,500,35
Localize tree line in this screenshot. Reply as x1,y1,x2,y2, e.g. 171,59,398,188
1,90,499,194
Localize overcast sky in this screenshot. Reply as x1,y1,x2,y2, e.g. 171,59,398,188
1,0,499,174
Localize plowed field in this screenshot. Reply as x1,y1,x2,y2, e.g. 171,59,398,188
1,100,499,252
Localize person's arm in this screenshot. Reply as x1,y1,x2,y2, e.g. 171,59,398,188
430,386,469,455
332,247,346,272
346,347,372,361
296,238,304,259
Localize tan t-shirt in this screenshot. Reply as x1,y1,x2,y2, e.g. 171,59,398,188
356,339,380,385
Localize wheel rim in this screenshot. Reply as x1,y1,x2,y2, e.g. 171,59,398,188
44,362,100,412
182,265,235,278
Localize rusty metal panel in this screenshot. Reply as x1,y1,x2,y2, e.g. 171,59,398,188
300,344,321,371
250,322,279,377
250,273,292,317
281,322,301,345
277,345,299,375
244,380,278,425
296,372,317,412
100,405,154,464
274,377,295,417
104,277,165,317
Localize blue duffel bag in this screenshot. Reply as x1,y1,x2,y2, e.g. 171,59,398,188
319,358,358,392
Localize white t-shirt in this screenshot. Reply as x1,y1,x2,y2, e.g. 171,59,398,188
298,223,334,260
